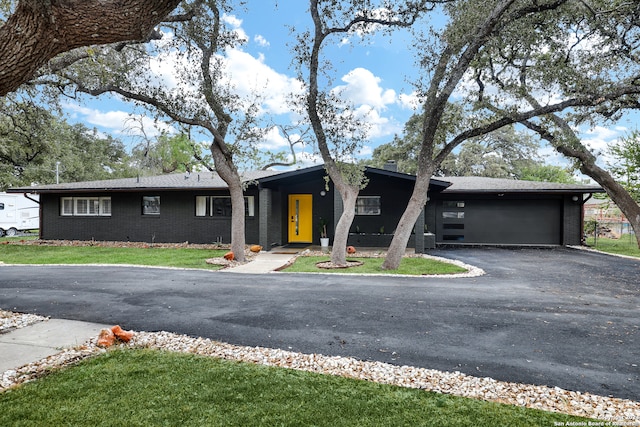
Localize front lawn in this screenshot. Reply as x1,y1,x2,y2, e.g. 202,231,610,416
0,244,227,270
585,234,640,258
0,348,591,427
283,255,468,275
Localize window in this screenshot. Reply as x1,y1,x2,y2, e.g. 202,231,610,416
443,223,464,230
0,202,4,210
441,200,465,241
442,211,465,219
355,196,381,215
60,197,111,216
195,196,255,217
443,201,465,208
142,196,160,215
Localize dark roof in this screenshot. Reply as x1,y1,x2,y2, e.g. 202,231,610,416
8,170,281,194
439,176,603,194
8,165,603,195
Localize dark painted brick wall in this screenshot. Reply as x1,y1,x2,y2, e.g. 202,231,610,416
41,189,260,244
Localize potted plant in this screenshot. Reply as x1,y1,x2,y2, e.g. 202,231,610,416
318,217,330,247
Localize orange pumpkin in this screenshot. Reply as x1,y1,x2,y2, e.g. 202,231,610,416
250,245,262,253
346,246,356,254
97,328,116,347
224,251,235,260
111,325,134,343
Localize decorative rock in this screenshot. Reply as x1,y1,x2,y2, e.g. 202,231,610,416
1,316,638,422
0,309,48,333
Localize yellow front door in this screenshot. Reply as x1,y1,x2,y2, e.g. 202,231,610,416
288,194,313,243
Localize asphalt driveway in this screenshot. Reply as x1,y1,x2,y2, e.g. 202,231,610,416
1,247,638,401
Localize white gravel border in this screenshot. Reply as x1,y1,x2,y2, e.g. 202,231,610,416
1,315,638,423
0,309,48,334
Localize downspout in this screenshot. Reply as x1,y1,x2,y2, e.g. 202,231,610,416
23,193,42,240
579,193,593,245
23,193,40,205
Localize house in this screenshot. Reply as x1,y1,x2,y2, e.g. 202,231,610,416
7,164,603,250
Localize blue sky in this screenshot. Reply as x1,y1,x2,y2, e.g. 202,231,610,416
61,1,634,172
62,1,428,167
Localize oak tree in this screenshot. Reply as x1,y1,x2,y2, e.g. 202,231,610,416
382,0,640,268
34,0,269,260
294,0,429,266
0,0,182,96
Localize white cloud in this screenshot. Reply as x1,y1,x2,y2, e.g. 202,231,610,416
581,125,627,166
222,13,249,43
257,126,295,150
397,92,422,110
357,145,373,157
333,67,396,110
222,48,304,115
352,105,401,139
254,34,270,47
63,103,172,138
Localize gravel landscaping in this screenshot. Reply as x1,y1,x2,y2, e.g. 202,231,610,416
0,309,48,333
1,310,638,423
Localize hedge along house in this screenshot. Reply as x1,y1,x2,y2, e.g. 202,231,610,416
9,164,603,250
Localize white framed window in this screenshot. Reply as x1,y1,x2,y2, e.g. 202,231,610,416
355,196,381,215
195,196,255,217
61,197,111,216
101,198,111,216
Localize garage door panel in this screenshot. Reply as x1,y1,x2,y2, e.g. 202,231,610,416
437,199,562,245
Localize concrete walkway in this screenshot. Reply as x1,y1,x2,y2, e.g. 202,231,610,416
221,252,296,274
0,319,108,373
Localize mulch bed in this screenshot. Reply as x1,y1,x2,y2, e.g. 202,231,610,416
315,260,364,269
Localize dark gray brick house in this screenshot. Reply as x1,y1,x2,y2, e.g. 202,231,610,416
9,164,603,250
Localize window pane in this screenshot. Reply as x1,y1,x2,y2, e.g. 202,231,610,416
245,196,255,217
0,203,4,210
442,211,465,219
61,198,73,215
212,197,232,216
88,199,100,215
195,196,207,216
100,198,111,216
355,196,380,215
142,196,160,215
443,201,465,208
75,199,88,215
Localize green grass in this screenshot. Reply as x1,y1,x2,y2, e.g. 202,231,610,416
0,234,38,242
0,349,591,427
585,233,640,258
0,244,227,270
284,255,467,275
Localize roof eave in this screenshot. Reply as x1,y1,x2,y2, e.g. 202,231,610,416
441,188,605,194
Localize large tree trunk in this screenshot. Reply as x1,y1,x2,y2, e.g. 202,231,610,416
210,140,246,262
0,0,181,96
556,145,640,249
331,184,358,266
382,172,432,270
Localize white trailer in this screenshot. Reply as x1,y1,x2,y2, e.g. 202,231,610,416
0,193,40,237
